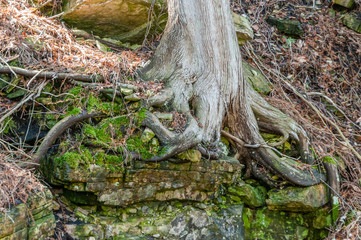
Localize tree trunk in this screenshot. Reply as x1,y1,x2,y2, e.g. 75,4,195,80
140,0,325,186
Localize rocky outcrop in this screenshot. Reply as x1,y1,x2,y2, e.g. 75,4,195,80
62,0,167,45
65,202,244,240
44,150,333,239
0,188,55,240
44,156,243,206
266,184,329,212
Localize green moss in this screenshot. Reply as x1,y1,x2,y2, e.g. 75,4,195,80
66,107,82,116
322,156,337,165
126,135,160,159
94,151,124,169
228,183,266,208
261,132,291,151
67,87,83,98
86,92,122,114
55,150,90,169
1,116,16,134
64,87,123,116
83,116,129,144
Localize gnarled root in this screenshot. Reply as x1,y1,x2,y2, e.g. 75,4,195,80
247,84,313,164
249,147,326,186
133,111,203,162
26,111,102,168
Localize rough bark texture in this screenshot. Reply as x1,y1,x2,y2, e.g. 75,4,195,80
140,0,325,186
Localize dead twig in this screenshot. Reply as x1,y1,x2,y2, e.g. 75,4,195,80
0,66,103,82
0,81,48,130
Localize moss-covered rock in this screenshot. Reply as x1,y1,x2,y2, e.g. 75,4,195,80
243,207,329,240
307,208,332,229
334,0,354,8
176,149,202,163
45,156,243,206
140,128,155,143
243,62,272,95
228,182,266,208
0,187,55,240
342,13,361,34
267,16,304,37
266,184,329,212
233,13,254,45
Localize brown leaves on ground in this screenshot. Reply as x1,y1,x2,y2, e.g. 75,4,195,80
0,154,43,212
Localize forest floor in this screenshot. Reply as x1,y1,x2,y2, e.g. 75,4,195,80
0,0,360,239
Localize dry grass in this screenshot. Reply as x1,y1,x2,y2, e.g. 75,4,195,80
0,153,43,212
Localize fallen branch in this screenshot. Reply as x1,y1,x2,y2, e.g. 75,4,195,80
28,111,103,167
0,66,103,82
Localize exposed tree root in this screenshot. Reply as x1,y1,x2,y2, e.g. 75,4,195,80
25,111,102,168
221,129,325,186
323,162,340,195
249,147,325,186
135,0,328,187
133,111,203,162
0,66,103,82
250,162,277,187
247,83,313,164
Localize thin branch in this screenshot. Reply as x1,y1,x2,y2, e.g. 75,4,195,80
0,56,17,78
305,91,361,130
47,12,64,19
0,81,48,129
0,66,103,82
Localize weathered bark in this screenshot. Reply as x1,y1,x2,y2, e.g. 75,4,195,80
139,0,325,186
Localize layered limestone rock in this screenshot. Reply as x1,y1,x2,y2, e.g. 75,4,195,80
44,156,244,239
44,156,243,206
65,202,244,240
266,184,329,212
0,188,55,240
